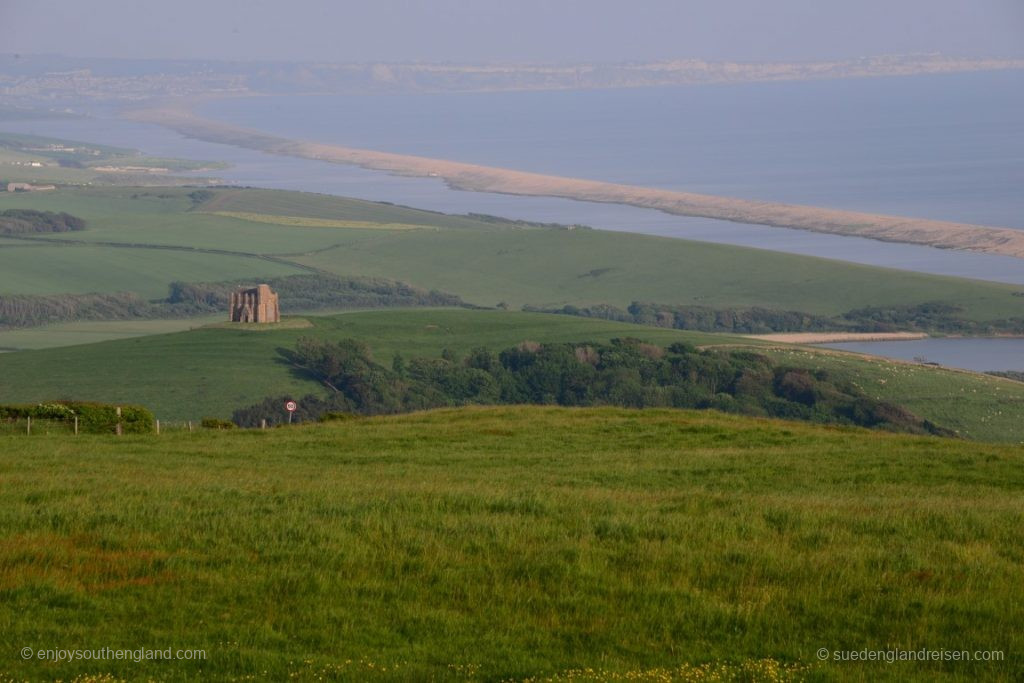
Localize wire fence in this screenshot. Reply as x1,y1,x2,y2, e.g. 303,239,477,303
0,417,76,436
0,418,236,436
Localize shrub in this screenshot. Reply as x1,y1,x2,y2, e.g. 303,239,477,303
0,209,86,235
0,401,154,434
318,412,360,423
201,417,236,430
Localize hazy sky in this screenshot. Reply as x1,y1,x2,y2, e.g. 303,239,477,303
1,0,1022,63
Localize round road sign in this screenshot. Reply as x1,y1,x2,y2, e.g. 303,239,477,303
285,400,297,412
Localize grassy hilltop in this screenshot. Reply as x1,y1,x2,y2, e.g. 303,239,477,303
1,407,1022,681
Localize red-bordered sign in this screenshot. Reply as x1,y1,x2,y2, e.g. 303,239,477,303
285,400,297,412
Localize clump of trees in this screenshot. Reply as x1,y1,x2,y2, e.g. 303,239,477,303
187,189,215,207
232,337,953,437
527,300,1024,336
0,292,154,328
527,302,837,334
463,213,592,230
0,209,86,235
988,371,1024,383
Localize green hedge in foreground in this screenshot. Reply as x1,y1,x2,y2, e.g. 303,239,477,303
0,401,154,434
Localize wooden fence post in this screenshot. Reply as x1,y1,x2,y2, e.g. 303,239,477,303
261,419,267,430
74,416,79,435
116,406,122,436
188,421,193,433
156,419,160,435
26,416,31,436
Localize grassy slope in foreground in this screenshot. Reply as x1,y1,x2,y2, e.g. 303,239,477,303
1,406,1022,682
1,187,1021,317
0,309,1022,443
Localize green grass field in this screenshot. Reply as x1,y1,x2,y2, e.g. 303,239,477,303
0,310,745,422
1,187,1021,318
0,406,1021,681
763,348,1024,443
0,316,225,352
1,309,1022,443
0,243,303,298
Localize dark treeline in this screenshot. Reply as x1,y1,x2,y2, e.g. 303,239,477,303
168,274,465,312
0,209,86,235
840,303,1024,334
0,292,155,329
0,274,466,329
988,371,1024,383
526,301,1024,335
462,213,592,231
233,337,953,438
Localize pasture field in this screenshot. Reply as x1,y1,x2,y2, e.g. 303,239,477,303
203,210,428,230
1,187,1021,318
0,407,1022,681
0,310,745,421
0,242,303,298
763,347,1024,443
0,316,225,352
0,309,1022,443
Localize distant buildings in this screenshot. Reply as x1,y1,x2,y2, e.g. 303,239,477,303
6,182,56,192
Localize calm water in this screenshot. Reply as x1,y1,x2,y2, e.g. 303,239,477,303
203,70,1024,229
3,104,1023,286
820,338,1024,372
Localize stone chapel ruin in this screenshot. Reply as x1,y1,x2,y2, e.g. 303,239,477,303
229,284,280,323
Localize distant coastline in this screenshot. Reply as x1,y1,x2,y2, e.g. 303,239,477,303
128,105,1024,260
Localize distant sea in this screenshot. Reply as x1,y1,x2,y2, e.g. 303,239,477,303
201,70,1024,230
2,70,1022,286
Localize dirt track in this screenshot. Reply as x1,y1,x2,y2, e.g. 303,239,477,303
129,106,1024,260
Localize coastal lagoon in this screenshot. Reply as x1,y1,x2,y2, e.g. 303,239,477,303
821,337,1024,372
3,70,1023,281
201,70,1024,230
4,98,1024,285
